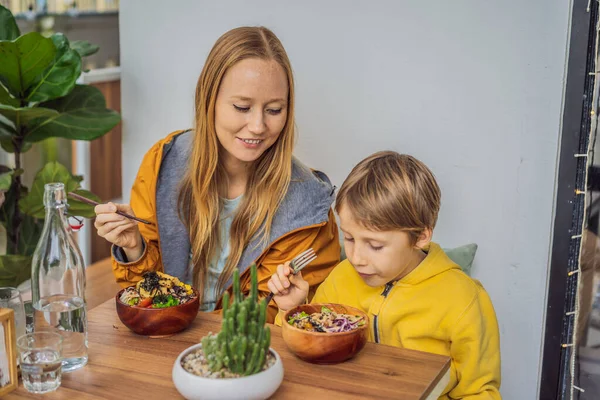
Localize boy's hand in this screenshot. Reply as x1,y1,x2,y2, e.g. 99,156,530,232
267,261,309,311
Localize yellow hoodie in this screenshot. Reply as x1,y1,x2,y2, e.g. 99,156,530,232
306,243,501,399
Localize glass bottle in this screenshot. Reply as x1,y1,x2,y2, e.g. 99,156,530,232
31,183,88,372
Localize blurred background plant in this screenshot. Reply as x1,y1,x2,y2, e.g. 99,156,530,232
0,4,120,286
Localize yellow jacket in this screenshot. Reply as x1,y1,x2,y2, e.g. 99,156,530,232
111,130,341,322
303,243,501,399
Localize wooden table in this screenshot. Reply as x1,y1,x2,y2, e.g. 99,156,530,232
7,259,451,399
83,257,121,310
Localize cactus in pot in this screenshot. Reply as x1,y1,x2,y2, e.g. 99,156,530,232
200,263,271,376
174,263,283,400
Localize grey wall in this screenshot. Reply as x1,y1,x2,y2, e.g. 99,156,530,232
119,1,571,397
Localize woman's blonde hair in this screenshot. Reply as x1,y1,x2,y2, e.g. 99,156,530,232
179,26,295,301
335,151,441,245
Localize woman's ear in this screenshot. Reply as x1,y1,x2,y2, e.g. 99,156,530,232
415,228,433,249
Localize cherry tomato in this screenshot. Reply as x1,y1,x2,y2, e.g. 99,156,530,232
137,298,152,308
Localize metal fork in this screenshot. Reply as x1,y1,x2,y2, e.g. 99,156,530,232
265,248,317,304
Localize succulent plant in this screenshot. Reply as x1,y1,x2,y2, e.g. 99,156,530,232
201,264,271,376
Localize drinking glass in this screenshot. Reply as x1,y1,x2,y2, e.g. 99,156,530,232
0,287,26,340
17,332,63,394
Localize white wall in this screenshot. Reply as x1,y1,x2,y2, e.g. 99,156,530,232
119,1,570,398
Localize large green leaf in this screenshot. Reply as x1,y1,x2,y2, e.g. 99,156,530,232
71,40,99,57
0,255,32,287
0,104,59,125
72,175,84,185
0,137,32,153
0,178,27,241
19,161,96,218
26,33,82,103
17,214,43,256
0,32,56,98
0,170,13,190
67,189,100,218
25,85,120,142
0,104,55,152
0,82,19,107
0,5,20,41
0,112,31,153
0,116,16,137
0,178,16,228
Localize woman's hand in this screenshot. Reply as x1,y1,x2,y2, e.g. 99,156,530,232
94,202,144,262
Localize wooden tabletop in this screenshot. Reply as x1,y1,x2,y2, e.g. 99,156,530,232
84,257,121,310
6,258,451,400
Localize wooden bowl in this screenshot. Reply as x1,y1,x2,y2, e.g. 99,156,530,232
115,287,200,336
281,303,369,364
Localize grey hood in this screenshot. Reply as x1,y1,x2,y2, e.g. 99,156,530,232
153,130,335,284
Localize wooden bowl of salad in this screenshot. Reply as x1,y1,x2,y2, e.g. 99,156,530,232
115,271,200,336
281,303,369,364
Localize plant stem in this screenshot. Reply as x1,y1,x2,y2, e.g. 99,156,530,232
8,133,23,254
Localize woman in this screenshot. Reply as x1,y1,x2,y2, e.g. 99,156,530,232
94,26,340,320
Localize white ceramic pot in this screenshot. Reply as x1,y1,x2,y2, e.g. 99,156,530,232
172,343,284,400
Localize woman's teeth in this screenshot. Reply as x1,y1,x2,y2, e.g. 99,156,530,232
241,139,261,144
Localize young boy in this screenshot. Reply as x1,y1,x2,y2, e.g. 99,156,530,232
268,151,501,399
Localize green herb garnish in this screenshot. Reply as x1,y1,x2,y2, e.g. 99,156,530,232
288,311,309,324
321,306,333,314
151,294,179,308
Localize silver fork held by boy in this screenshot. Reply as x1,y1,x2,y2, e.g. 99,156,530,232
265,248,317,304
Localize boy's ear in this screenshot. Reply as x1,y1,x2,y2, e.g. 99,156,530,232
415,228,433,249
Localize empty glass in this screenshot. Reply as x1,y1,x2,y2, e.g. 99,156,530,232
0,287,26,340
17,332,63,394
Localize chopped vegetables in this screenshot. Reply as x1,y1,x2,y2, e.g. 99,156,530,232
127,297,140,306
151,294,180,308
288,308,365,333
288,311,309,325
119,271,196,308
138,297,152,308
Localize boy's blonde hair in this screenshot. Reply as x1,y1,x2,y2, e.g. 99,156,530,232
335,151,441,245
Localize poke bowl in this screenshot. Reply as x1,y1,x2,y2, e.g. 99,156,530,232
281,303,369,364
115,271,200,336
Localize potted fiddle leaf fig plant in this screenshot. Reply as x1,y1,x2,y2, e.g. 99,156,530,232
172,264,284,400
0,5,120,287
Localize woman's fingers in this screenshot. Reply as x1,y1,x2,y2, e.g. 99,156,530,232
94,203,117,215
97,219,135,238
94,213,126,228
